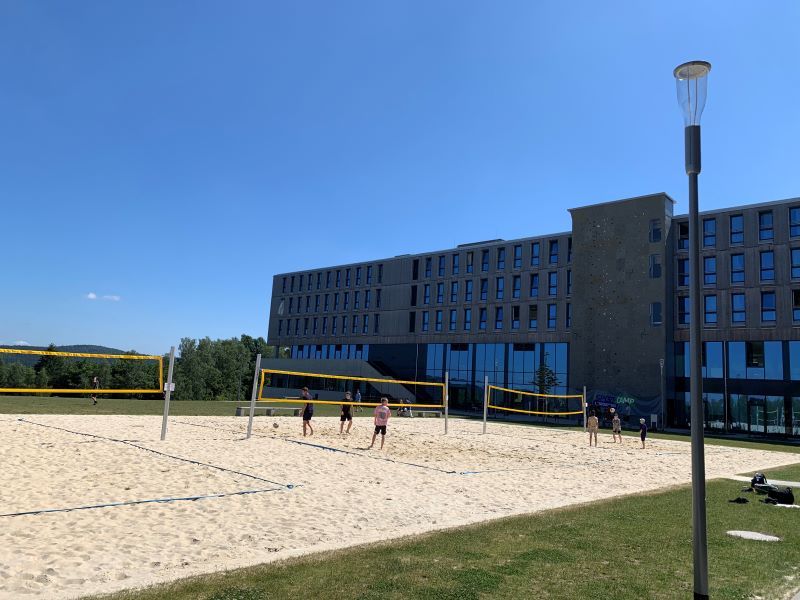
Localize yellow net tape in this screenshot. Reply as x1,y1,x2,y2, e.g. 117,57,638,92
0,348,164,394
487,384,584,416
259,368,445,408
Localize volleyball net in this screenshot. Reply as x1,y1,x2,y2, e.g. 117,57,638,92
486,384,584,418
0,348,164,395
258,368,446,409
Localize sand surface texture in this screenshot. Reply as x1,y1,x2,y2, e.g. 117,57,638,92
0,414,797,599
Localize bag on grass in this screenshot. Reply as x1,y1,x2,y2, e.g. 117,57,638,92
766,486,794,505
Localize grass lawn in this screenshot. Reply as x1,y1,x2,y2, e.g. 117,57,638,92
750,462,800,483
87,478,800,600
0,396,374,418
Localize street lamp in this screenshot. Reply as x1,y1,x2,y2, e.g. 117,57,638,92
674,60,711,600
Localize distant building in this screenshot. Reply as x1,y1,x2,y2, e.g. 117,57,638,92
267,193,800,439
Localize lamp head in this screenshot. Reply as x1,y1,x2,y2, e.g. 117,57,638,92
673,61,711,127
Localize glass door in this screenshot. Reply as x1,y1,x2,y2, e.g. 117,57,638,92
748,397,766,435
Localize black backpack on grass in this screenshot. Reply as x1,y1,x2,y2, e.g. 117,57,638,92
766,486,795,505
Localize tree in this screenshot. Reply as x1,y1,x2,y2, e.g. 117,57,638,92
532,361,560,413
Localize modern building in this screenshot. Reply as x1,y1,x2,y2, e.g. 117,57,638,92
266,193,800,438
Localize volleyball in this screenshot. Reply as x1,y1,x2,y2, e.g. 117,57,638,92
273,422,279,429
609,408,615,414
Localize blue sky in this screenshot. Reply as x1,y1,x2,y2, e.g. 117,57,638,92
2,1,799,354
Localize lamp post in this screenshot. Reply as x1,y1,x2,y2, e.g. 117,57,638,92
674,60,711,600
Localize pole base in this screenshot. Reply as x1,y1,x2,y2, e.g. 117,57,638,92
694,593,709,600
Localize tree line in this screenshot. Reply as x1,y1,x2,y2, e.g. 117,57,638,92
0,335,274,402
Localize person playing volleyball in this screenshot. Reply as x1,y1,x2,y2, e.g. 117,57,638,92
369,397,390,450
611,408,622,444
340,391,353,435
639,417,647,449
300,387,314,437
587,410,599,447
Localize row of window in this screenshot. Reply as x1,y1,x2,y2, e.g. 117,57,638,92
676,290,800,326
410,272,571,306
674,340,800,381
409,304,571,333
411,239,572,280
676,206,800,250
276,314,382,337
280,264,384,294
676,248,800,287
279,289,382,315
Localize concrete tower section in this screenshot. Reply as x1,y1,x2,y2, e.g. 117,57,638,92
569,193,674,400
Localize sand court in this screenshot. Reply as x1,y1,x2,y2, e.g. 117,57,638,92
0,414,797,599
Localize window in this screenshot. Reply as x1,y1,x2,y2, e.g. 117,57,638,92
496,277,504,300
303,318,309,335
704,295,717,325
374,314,380,334
435,310,443,332
408,312,416,333
366,266,373,284
567,270,572,295
438,255,445,277
282,277,287,293
794,249,800,279
316,273,321,289
452,253,460,275
567,237,573,262
649,219,662,242
422,311,429,332
378,264,383,283
761,291,776,322
650,302,663,325
566,303,571,328
326,271,331,288
364,290,371,309
361,315,368,334
376,289,381,308
346,268,351,286
548,272,557,296
450,281,458,302
760,251,775,281
480,279,488,301
466,252,474,273
336,270,341,287
530,274,539,297
449,309,457,331
528,305,538,329
703,218,716,247
352,315,358,333
513,245,522,269
332,316,337,335
465,280,473,302
291,275,297,292
512,275,521,299
355,267,362,286
315,295,320,311
410,286,417,306
759,210,774,241
312,317,318,335
731,293,746,324
299,276,304,292
792,207,800,238
278,320,282,336
531,242,540,266
494,307,504,330
549,240,559,264
288,298,294,314
650,254,662,279
678,296,690,325
703,256,716,285
423,284,430,304
678,222,689,250
547,304,556,329
512,305,520,329
354,291,360,309
464,308,472,330
342,316,348,334
497,247,506,270
793,290,800,322
425,257,432,278
307,273,313,290
479,308,487,330
730,254,745,284
324,294,330,311
412,260,419,281
730,214,744,245
322,317,328,335
436,283,444,304
295,320,300,335
677,258,689,286
481,250,489,272
306,296,311,312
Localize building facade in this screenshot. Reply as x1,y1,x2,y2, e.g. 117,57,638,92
267,193,800,438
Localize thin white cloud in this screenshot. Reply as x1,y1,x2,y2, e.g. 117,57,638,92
14,340,30,346
86,292,97,300
102,295,121,302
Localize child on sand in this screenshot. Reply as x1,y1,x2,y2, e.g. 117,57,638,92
300,387,314,437
340,391,353,435
611,409,622,444
587,411,599,447
639,418,647,449
369,397,391,450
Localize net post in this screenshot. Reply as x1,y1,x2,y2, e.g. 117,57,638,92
160,346,176,441
246,354,262,439
482,375,489,434
444,371,449,434
582,385,587,432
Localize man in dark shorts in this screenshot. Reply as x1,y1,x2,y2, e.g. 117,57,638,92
639,417,647,449
300,387,314,436
91,376,100,405
369,397,391,450
340,391,353,435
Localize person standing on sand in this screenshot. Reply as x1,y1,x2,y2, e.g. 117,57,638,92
639,418,647,449
611,409,622,444
300,387,314,437
340,391,353,435
369,397,391,450
587,411,599,447
354,388,362,412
